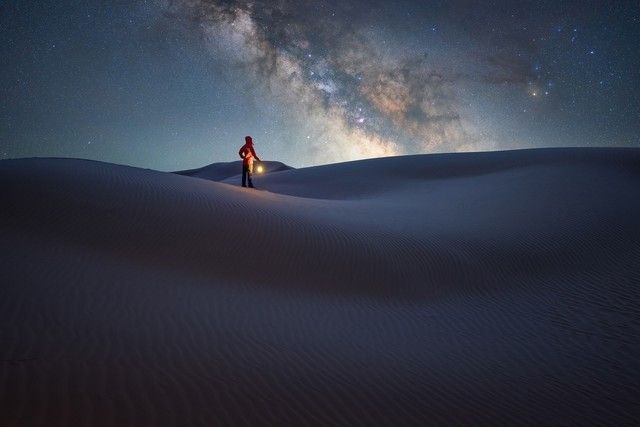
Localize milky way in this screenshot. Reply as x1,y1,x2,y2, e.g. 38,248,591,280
172,0,484,162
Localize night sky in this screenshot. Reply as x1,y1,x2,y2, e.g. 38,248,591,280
1,1,638,170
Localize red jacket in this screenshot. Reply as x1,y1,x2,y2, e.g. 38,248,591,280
239,142,260,166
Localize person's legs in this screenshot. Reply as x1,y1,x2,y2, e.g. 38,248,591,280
242,164,247,187
247,161,254,188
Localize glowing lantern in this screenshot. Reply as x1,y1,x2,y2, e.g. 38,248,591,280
256,165,264,173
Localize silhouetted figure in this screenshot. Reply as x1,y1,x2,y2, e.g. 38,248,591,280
238,135,261,188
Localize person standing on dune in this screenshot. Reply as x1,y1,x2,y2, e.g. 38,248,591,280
238,135,262,188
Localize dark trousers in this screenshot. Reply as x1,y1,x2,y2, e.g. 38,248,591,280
242,164,253,187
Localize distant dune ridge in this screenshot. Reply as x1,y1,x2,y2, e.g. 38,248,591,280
174,160,293,182
1,147,639,426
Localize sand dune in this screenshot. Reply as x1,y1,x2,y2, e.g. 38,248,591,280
175,160,293,182
1,148,639,426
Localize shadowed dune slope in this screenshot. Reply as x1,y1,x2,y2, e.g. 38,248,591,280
1,148,639,426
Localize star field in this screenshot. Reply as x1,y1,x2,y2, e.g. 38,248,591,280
0,0,638,169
